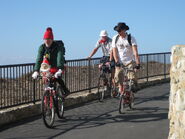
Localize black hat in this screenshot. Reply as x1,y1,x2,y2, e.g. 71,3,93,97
114,22,129,32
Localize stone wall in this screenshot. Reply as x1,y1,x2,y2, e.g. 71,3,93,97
169,45,185,139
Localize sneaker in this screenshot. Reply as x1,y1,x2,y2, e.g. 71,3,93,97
62,93,68,98
62,89,70,98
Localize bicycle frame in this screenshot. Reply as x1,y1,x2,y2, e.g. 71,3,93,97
40,73,57,108
40,71,65,128
118,66,135,113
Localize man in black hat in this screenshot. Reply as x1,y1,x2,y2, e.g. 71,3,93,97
112,22,140,95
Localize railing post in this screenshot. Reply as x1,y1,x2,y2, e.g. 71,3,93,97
88,59,91,93
64,63,67,88
164,53,166,79
0,68,2,109
33,79,36,104
146,54,149,82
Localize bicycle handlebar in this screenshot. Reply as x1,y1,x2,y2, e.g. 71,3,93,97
36,74,56,80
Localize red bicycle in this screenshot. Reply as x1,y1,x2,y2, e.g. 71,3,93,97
40,72,65,128
118,67,135,114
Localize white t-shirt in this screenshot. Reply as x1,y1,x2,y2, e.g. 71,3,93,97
112,34,137,65
95,37,112,56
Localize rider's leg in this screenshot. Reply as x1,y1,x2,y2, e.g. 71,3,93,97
127,62,138,93
111,68,115,87
111,67,119,97
119,83,124,95
114,67,124,95
56,77,70,96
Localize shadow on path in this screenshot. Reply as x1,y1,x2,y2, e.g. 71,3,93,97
0,84,170,139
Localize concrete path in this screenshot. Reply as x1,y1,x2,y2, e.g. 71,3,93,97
0,83,169,139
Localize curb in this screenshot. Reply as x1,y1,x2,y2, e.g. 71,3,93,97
0,78,170,128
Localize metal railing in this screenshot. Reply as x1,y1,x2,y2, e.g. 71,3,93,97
0,52,171,109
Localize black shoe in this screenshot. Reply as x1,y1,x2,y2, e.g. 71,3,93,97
63,89,70,98
62,93,68,98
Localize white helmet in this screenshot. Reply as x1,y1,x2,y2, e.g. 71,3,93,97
99,30,108,37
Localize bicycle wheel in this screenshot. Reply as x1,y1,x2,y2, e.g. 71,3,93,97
119,94,125,114
41,90,55,128
97,76,105,102
56,86,64,119
129,91,135,109
108,76,113,97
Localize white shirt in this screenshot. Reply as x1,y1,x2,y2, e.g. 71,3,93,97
112,34,137,65
95,37,112,56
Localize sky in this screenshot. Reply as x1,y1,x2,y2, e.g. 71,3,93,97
0,0,184,65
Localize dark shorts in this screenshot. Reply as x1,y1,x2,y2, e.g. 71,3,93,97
110,60,115,69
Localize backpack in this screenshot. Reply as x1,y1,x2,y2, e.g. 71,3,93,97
115,33,132,46
54,40,65,56
54,40,66,63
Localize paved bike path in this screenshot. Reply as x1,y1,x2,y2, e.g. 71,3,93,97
0,83,169,139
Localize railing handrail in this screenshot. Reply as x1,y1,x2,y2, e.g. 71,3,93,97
0,63,35,68
139,52,171,56
0,52,171,67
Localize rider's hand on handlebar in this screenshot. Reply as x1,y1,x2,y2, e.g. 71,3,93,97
115,62,121,67
87,56,91,60
135,64,141,70
32,71,39,79
54,69,62,78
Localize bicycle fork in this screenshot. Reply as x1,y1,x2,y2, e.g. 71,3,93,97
44,90,55,110
50,95,53,109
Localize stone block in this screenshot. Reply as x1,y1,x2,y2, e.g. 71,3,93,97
169,45,185,139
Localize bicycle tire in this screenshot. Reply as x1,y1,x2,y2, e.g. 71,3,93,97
41,90,55,128
97,76,105,102
119,94,125,114
56,86,64,119
108,76,113,97
129,91,135,109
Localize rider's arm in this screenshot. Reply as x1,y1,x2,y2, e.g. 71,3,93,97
113,47,119,63
132,45,140,65
130,36,140,65
34,45,45,71
57,46,65,70
109,49,113,61
88,41,101,58
112,35,119,64
89,47,99,58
